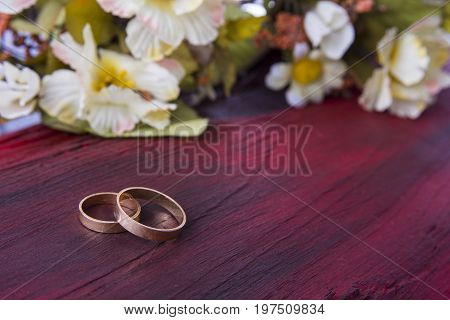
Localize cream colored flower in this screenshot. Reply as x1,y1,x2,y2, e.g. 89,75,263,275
97,0,225,60
304,1,355,60
265,43,346,107
0,62,40,119
359,18,450,119
0,0,36,14
40,24,181,135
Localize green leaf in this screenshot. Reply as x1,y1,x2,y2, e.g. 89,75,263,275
213,49,237,96
11,0,66,36
229,39,267,72
36,0,65,32
36,0,69,8
65,0,115,45
45,50,66,74
217,4,267,72
10,19,43,35
169,43,199,75
169,43,201,91
41,113,89,135
42,102,208,138
121,103,208,138
180,75,197,91
345,53,376,88
225,3,251,20
444,3,450,33
224,16,266,43
222,61,236,97
205,37,266,94
218,5,265,46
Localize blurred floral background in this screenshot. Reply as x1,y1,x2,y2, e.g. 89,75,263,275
0,0,449,137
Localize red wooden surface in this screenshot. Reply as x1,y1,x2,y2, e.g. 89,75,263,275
0,89,449,300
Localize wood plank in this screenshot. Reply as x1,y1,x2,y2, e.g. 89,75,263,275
0,90,449,299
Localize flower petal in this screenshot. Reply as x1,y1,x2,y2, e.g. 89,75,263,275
96,0,142,18
40,70,83,124
0,90,34,119
286,83,307,107
0,62,39,119
138,100,177,130
125,18,175,60
320,23,354,60
391,80,429,101
265,63,291,90
412,16,449,71
86,86,140,135
389,99,427,119
358,68,393,112
141,110,172,130
293,42,309,60
304,11,330,47
172,0,203,15
322,59,346,89
51,32,83,69
98,49,180,101
3,61,21,83
51,24,98,89
138,4,184,47
179,2,220,45
157,58,186,81
19,67,40,106
376,28,397,67
390,33,429,86
132,62,180,101
303,82,325,103
425,70,450,95
206,0,226,27
0,0,36,14
99,49,136,72
315,1,349,30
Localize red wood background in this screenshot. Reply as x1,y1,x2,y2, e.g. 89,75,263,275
0,86,449,299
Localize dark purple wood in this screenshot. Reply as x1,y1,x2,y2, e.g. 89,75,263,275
0,88,449,300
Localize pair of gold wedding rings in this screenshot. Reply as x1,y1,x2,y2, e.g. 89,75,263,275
78,187,186,241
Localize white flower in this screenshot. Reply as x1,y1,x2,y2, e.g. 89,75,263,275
359,18,450,119
304,1,355,60
0,62,40,119
0,0,36,14
265,43,346,107
40,24,182,135
97,0,225,60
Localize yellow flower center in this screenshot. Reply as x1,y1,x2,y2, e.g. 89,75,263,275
147,0,174,10
292,58,323,85
92,58,135,92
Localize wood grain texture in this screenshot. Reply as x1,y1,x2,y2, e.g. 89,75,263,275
0,88,449,300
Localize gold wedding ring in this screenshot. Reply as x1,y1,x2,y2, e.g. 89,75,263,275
79,192,141,233
115,187,187,241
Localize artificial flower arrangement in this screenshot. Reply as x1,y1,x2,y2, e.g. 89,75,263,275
263,0,450,118
0,0,449,138
0,0,264,137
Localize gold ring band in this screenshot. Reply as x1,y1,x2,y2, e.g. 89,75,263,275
79,192,141,233
115,187,187,241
